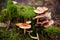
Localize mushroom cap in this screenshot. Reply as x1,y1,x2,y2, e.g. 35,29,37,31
20,23,31,29
44,20,54,28
33,11,51,20
44,12,51,19
15,23,23,27
12,1,17,4
34,7,48,14
26,21,31,24
33,15,43,19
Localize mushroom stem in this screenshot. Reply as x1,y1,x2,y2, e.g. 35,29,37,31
24,29,26,34
37,33,40,40
28,32,39,40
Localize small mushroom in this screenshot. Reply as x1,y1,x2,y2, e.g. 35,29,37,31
26,21,31,24
33,15,43,19
37,19,49,25
15,23,23,27
28,32,40,40
20,23,31,29
43,20,54,28
12,1,17,4
20,23,31,34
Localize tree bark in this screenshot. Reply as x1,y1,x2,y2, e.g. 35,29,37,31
44,0,60,27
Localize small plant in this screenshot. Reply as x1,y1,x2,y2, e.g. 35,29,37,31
1,0,20,22
0,15,3,22
19,6,36,22
44,26,60,36
1,0,36,23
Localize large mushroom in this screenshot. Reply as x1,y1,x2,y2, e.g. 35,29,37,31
20,23,31,34
15,23,31,34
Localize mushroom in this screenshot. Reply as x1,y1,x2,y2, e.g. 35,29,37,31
12,1,17,4
28,32,40,40
20,23,31,34
26,21,31,24
44,12,51,19
43,20,54,28
33,11,51,20
15,23,23,27
33,15,43,19
34,7,48,14
37,19,49,25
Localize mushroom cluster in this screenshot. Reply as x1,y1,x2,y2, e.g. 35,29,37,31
33,6,54,28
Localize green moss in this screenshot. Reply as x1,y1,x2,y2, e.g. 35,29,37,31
44,26,60,35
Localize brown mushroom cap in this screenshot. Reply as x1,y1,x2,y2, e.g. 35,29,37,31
20,23,31,29
22,23,29,27
15,23,23,27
